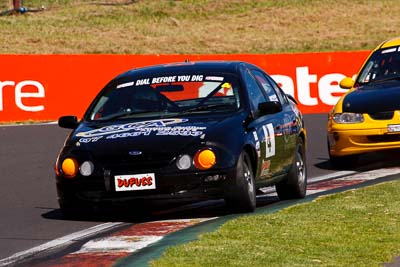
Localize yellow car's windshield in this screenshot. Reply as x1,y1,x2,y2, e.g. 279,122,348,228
356,46,400,86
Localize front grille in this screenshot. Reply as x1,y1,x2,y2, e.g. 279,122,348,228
368,111,394,120
95,154,175,171
367,134,400,143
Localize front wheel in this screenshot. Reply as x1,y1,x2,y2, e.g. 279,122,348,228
224,152,256,213
327,139,358,169
57,185,92,219
276,138,307,200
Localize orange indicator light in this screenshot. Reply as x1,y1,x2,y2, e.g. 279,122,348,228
194,149,216,170
61,158,79,178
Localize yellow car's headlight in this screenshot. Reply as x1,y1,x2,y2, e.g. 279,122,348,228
333,113,364,124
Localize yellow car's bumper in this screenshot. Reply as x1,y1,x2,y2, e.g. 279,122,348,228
327,112,400,157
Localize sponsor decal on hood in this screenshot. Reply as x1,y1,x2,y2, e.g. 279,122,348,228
76,118,207,143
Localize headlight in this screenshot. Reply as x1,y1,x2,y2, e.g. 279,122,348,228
333,113,364,124
176,154,191,170
194,149,216,170
80,161,94,176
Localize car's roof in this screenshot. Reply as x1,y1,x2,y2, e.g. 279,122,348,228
114,61,253,80
375,37,400,50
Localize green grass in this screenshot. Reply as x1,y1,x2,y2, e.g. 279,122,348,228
151,180,400,267
1,0,400,54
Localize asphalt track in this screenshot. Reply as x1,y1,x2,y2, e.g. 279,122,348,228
1,113,400,266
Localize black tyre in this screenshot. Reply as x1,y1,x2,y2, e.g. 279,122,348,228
276,138,307,200
327,140,358,169
224,152,256,213
329,154,358,169
57,186,91,219
59,203,88,219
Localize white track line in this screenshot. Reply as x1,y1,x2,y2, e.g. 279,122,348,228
257,170,357,195
307,170,357,183
0,222,124,267
0,121,57,127
73,235,163,254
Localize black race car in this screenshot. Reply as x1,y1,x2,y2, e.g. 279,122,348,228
55,61,307,214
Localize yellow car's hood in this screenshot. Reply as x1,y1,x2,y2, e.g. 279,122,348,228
342,79,400,114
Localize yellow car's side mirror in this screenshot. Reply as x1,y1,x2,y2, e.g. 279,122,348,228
339,77,354,89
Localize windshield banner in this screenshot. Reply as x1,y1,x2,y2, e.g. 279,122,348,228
0,52,369,122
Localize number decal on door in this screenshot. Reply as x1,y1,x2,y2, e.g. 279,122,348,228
262,123,275,159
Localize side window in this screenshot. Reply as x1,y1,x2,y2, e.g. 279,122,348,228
244,70,267,112
251,70,280,103
265,75,289,105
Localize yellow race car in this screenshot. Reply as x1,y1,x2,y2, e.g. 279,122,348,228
327,37,400,167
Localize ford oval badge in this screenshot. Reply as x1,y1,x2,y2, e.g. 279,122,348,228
129,150,142,156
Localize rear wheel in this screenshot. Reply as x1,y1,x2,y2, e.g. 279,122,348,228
276,138,307,200
225,152,256,213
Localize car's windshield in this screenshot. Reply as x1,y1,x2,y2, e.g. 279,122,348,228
356,46,400,86
86,73,241,121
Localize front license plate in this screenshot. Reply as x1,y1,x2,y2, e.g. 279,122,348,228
114,173,156,192
388,124,400,133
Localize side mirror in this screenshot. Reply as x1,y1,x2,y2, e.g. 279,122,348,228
258,101,282,115
286,94,298,105
339,77,354,89
58,116,79,129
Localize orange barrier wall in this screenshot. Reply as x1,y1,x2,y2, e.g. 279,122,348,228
0,52,370,122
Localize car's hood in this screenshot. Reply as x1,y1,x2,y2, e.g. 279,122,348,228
69,115,240,158
343,80,400,113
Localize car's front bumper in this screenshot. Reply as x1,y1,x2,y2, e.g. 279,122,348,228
327,124,400,157
56,167,236,207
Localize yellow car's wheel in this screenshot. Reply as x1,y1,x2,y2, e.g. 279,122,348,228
327,139,358,169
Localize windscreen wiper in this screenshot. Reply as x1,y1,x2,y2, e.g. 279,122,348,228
372,75,400,84
178,104,236,114
96,110,159,121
